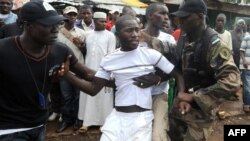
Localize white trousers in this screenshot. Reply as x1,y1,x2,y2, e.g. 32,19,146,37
100,109,154,141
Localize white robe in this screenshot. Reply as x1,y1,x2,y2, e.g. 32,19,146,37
78,30,116,126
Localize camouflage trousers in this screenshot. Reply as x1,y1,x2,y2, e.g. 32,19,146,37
182,108,215,141
172,94,224,141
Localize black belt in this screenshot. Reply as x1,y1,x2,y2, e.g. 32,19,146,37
115,105,150,113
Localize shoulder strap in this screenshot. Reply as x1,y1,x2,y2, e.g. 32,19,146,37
175,31,186,70
60,27,75,43
194,27,219,65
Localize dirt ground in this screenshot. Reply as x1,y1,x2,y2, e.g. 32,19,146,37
45,89,250,141
45,121,101,141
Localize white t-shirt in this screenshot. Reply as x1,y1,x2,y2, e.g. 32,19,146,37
95,47,174,109
139,31,176,95
218,30,233,50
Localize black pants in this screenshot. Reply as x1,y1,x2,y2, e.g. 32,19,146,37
0,125,45,141
59,78,80,123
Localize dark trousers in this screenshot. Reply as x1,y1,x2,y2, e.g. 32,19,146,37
49,82,61,113
59,78,80,123
0,126,45,141
233,53,240,68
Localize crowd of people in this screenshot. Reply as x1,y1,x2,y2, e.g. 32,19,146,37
0,0,249,141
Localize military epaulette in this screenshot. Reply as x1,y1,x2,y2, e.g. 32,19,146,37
210,35,220,45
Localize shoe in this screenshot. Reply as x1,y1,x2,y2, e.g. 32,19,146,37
56,121,72,133
48,112,59,121
58,114,62,122
73,119,83,131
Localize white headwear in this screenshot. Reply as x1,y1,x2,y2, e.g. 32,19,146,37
93,12,107,19
236,19,246,25
63,6,78,14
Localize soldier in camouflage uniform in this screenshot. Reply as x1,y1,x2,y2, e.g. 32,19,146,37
169,0,241,140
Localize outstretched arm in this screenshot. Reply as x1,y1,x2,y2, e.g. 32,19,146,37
64,72,108,96
59,55,109,96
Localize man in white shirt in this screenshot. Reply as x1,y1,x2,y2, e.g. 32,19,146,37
140,3,176,141
214,13,233,50
62,15,189,141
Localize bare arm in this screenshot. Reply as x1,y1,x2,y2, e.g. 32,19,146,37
59,55,113,93
64,72,108,96
240,50,248,69
70,61,96,81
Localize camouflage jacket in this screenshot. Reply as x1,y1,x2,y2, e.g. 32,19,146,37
150,28,241,98
181,31,240,99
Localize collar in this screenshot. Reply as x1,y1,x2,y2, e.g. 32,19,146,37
82,19,94,28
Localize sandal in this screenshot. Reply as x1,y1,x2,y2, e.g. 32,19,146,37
79,126,89,133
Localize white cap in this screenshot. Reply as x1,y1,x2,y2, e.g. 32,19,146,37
93,12,107,19
63,6,78,14
236,19,246,25
109,9,119,14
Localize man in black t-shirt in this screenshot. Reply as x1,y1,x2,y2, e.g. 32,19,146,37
0,1,94,141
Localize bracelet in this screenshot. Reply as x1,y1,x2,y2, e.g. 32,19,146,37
156,77,161,85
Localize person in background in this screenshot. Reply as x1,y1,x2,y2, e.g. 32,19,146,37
56,5,86,133
111,6,136,34
121,6,136,17
140,3,176,141
172,28,181,42
240,34,250,113
0,0,29,38
75,5,95,33
171,16,181,42
243,22,250,37
214,13,233,51
78,11,116,133
105,9,119,31
0,0,17,27
231,19,246,68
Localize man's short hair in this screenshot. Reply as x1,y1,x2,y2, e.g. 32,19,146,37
217,13,227,24
122,6,136,16
116,15,136,33
79,5,92,13
145,3,164,20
